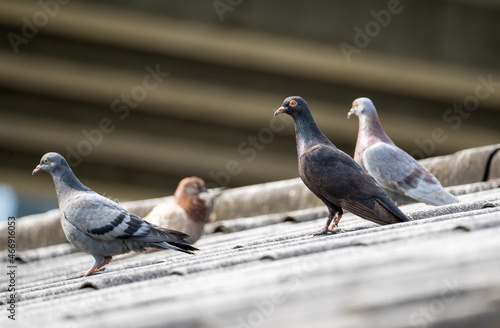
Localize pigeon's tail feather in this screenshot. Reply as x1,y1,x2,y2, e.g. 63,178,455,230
341,194,411,226
373,198,411,223
148,223,191,240
132,223,198,254
150,241,198,255
371,192,412,223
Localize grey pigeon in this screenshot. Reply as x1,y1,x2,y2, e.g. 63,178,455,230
145,177,211,244
348,97,459,205
32,152,197,278
275,96,411,235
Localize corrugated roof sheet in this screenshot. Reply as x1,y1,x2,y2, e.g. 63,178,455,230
1,177,499,327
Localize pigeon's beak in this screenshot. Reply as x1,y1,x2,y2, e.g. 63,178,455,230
347,108,355,119
32,165,42,175
274,106,287,117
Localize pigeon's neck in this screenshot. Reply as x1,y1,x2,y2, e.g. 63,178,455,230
176,195,209,223
52,172,91,205
359,111,393,144
294,111,332,155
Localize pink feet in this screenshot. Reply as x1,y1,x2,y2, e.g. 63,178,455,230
67,256,112,280
84,257,112,276
307,213,343,236
328,213,343,230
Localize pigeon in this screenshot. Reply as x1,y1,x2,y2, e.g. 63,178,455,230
275,96,411,235
145,177,210,244
32,152,198,278
348,97,459,205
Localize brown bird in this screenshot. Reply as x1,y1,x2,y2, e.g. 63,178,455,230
275,96,411,235
145,177,210,244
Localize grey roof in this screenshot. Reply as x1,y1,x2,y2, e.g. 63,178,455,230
1,176,500,327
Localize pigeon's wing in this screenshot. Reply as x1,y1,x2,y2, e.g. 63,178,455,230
299,144,409,224
299,145,378,200
363,142,458,205
63,193,152,241
144,202,187,232
63,193,190,242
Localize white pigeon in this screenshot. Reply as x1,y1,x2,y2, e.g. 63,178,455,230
348,98,459,206
32,152,197,278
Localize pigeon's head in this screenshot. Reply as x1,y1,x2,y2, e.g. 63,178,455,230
274,96,310,118
32,152,70,176
175,177,210,222
176,177,207,199
348,97,376,119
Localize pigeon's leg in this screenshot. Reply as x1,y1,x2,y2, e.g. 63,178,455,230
67,256,112,280
85,256,112,276
327,212,343,231
308,210,342,236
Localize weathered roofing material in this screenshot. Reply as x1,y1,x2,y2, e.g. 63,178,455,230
1,144,499,327
1,178,499,327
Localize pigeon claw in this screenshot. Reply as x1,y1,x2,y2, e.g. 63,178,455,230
307,212,343,236
67,272,86,280
67,257,112,279
67,268,105,280
328,213,343,230
85,257,112,276
307,225,341,236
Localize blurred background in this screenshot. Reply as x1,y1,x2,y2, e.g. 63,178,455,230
0,0,499,217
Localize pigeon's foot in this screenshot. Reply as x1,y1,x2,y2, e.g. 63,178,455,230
307,225,341,236
67,256,112,279
328,213,343,230
307,212,343,236
85,257,112,276
66,267,107,280
67,272,86,280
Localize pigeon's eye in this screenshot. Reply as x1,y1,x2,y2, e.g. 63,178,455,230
43,158,50,164
289,100,297,107
354,102,358,108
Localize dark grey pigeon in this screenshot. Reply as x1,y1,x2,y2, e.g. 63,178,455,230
32,152,197,279
348,97,459,205
275,96,411,235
